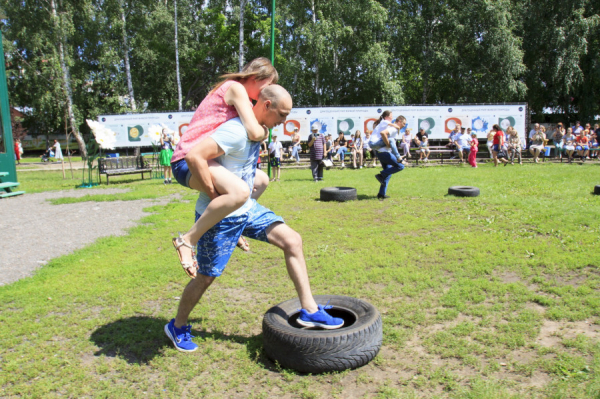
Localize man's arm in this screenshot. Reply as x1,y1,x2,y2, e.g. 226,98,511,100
184,137,225,200
380,129,390,147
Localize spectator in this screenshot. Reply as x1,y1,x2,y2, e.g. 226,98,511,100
486,129,495,159
257,139,268,169
506,127,522,165
415,129,430,162
400,128,412,159
455,127,472,163
529,126,546,163
307,126,326,181
268,135,282,181
447,124,460,157
18,139,23,160
14,139,21,165
551,123,565,159
362,130,372,167
52,139,63,162
351,130,363,169
325,133,334,163
572,121,583,136
159,129,174,184
528,123,541,148
492,124,509,166
333,131,348,168
590,125,599,158
575,129,590,162
289,128,301,163
468,132,478,168
563,128,576,163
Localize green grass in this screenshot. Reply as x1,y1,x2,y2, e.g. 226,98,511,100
2,163,600,398
18,156,84,163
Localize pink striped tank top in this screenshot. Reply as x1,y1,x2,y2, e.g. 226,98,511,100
171,80,249,163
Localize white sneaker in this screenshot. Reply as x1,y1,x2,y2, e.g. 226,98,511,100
359,166,363,169
341,163,345,168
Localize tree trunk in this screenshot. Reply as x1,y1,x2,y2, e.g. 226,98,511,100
120,0,136,111
239,0,246,71
50,0,87,158
311,0,320,105
174,0,183,110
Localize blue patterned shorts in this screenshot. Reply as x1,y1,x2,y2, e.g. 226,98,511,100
195,200,284,277
270,157,281,167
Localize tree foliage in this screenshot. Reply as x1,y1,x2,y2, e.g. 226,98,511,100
0,0,598,140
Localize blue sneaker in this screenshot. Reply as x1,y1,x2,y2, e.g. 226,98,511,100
164,319,198,352
297,303,344,329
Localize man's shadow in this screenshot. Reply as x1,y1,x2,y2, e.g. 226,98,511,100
90,316,277,370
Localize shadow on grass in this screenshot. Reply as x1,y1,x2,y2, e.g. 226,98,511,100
90,315,279,371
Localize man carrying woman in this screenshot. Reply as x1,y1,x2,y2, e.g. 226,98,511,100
372,112,406,200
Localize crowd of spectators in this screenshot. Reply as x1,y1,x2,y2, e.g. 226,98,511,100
258,121,600,178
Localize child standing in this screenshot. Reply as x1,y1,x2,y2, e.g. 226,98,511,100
468,132,478,167
268,135,282,181
170,58,277,278
159,129,174,184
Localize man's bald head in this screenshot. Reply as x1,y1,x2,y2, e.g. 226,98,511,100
254,84,293,129
258,84,292,109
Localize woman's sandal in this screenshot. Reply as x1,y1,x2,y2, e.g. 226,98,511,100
236,236,250,252
172,234,198,278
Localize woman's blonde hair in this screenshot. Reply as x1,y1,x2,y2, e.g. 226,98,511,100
211,57,279,94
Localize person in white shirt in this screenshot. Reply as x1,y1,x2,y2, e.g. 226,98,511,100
572,121,583,136
447,125,461,158
456,128,473,163
528,123,540,148
52,139,63,161
268,135,283,181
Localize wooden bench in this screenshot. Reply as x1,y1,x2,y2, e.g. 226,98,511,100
414,146,457,165
98,155,152,185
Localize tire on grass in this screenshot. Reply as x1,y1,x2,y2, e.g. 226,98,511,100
594,185,600,195
320,187,357,202
262,295,382,374
448,186,480,197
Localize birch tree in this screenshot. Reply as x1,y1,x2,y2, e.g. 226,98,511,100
50,0,87,157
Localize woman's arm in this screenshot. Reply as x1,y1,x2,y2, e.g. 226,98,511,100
224,82,268,141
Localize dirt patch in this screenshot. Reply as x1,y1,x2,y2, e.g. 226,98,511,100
0,188,173,286
536,320,599,348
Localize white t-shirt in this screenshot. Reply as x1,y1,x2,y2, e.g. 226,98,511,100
268,141,283,158
456,133,472,148
377,126,399,153
573,126,583,135
362,135,371,150
195,118,260,217
53,142,63,159
369,120,390,143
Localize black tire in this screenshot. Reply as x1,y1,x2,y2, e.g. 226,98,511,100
320,187,357,202
594,185,600,195
262,295,382,374
448,186,480,197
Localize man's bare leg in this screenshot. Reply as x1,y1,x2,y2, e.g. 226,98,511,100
265,222,318,313
174,274,216,328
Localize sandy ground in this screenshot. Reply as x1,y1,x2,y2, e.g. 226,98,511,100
0,188,171,286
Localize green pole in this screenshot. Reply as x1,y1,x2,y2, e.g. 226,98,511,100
268,0,275,179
